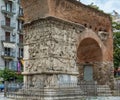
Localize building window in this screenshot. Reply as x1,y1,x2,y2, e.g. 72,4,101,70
19,7,23,16
19,48,23,58
19,34,23,43
5,17,10,26
18,0,20,4
5,60,10,68
5,48,11,56
5,2,12,12
18,20,23,31
5,32,10,42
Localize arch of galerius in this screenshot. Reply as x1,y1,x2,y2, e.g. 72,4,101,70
21,0,114,89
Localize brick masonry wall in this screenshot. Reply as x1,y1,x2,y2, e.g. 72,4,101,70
49,0,112,33
21,0,49,22
21,0,112,33
21,0,113,62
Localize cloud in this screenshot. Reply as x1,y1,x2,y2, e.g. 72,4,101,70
98,0,120,13
80,0,120,14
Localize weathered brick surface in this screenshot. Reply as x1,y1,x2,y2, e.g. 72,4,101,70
21,0,113,62
21,0,114,88
21,0,49,22
21,0,112,33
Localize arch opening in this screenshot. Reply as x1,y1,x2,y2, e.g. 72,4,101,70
77,38,103,63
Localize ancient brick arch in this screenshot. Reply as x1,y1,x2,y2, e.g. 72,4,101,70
21,0,114,88
77,38,103,63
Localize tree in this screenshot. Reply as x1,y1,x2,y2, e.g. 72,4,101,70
113,22,120,69
0,68,23,97
0,68,23,82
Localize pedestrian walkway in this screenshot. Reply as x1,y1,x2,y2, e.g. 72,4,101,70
1,92,120,100
86,97,120,100
0,92,14,100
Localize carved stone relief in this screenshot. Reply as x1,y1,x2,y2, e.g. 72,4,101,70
24,20,81,74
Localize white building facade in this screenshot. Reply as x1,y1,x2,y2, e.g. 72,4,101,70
0,0,23,71
112,11,120,23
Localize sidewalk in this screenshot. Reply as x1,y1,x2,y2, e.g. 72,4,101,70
0,92,14,100
87,97,120,100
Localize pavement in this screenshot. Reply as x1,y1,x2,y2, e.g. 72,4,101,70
0,92,120,100
0,92,14,100
86,97,120,100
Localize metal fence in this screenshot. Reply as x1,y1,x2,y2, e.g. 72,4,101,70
114,80,120,96
6,80,120,100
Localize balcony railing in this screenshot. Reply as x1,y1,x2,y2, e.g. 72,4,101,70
1,20,15,31
17,39,23,47
8,0,14,2
18,55,23,59
1,51,15,60
3,0,15,2
1,5,15,16
1,36,16,43
17,29,23,34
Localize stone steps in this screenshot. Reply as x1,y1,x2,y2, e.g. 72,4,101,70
97,85,112,96
7,85,113,100
7,89,90,100
8,96,87,100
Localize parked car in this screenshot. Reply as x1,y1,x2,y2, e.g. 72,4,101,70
0,84,4,92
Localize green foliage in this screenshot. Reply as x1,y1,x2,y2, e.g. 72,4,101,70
88,3,104,13
16,74,23,82
113,22,120,68
113,22,120,30
0,68,23,82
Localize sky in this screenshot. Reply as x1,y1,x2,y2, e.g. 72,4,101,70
80,0,120,14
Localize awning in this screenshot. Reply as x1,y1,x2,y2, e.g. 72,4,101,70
3,42,16,48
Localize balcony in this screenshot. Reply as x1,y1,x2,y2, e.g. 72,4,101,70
17,24,24,34
1,36,16,43
18,14,24,21
3,0,15,2
1,51,15,60
1,36,16,48
1,6,15,16
17,29,23,34
17,41,23,47
1,20,15,31
17,9,24,21
17,55,23,59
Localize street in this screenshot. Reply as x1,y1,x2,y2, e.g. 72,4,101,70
0,92,14,100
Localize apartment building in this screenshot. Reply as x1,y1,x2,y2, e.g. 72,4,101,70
112,10,120,23
0,0,23,72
